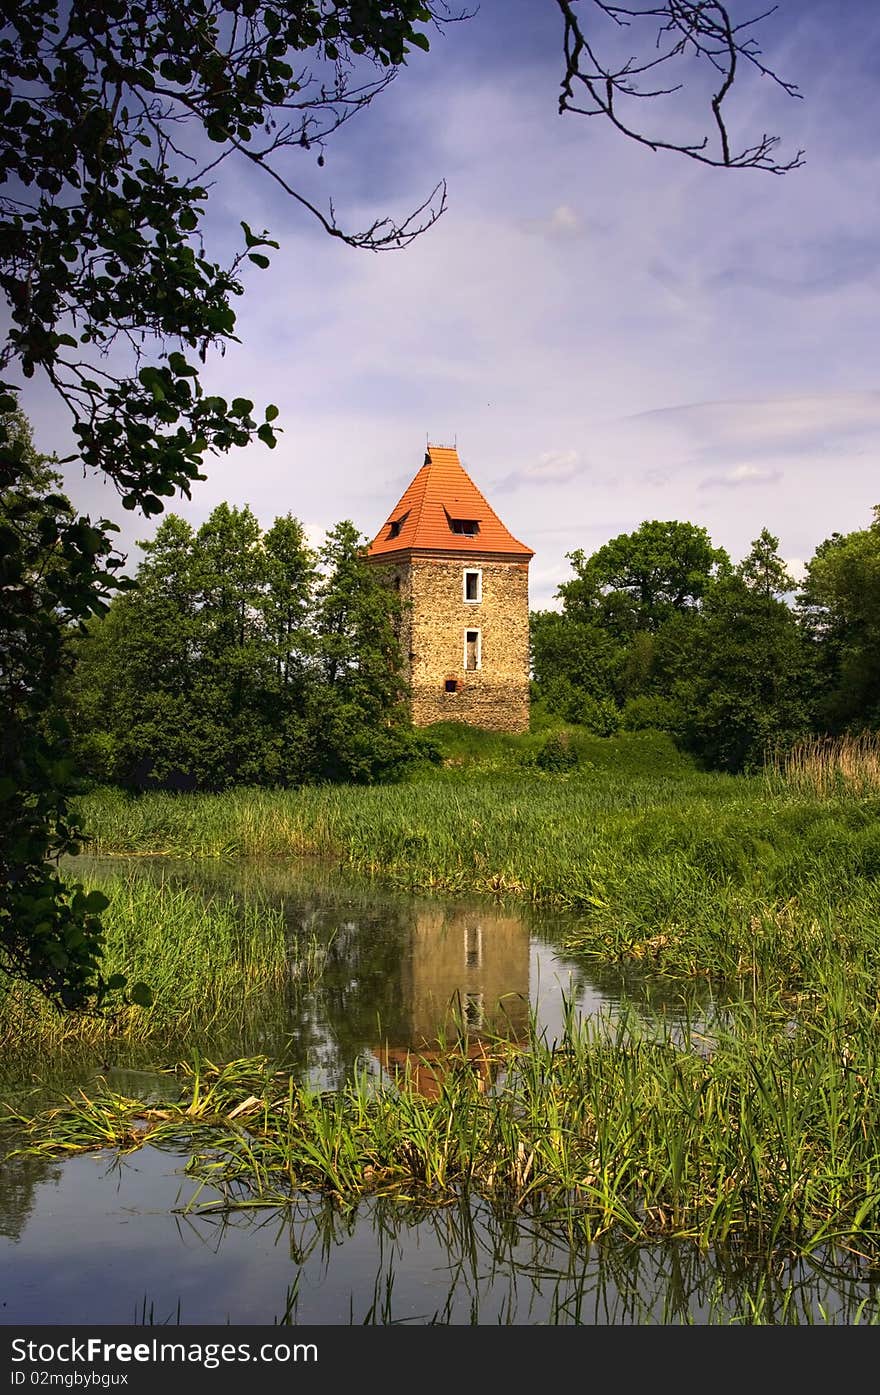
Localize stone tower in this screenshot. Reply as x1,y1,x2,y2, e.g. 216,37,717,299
366,444,534,733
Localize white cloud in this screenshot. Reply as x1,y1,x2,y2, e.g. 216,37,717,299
699,462,784,490
497,448,583,490
12,0,877,618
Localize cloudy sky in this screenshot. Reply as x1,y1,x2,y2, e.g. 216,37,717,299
23,0,880,608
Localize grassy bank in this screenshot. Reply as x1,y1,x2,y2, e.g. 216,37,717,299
74,775,880,995
11,738,880,1273
417,718,697,779
10,998,880,1262
0,872,325,1079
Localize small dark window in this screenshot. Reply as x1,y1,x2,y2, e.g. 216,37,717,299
464,570,479,601
465,630,479,671
444,679,458,693
387,510,409,539
450,518,479,536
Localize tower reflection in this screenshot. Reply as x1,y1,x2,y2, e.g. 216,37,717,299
372,903,530,1098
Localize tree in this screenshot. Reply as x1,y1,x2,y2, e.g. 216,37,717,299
529,608,625,730
532,521,730,731
797,506,880,732
682,531,813,771
258,514,318,783
553,0,803,173
1,1,459,515
559,520,731,634
738,524,796,603
0,412,149,1009
310,520,427,782
68,506,426,789
1,1,458,1008
67,514,201,786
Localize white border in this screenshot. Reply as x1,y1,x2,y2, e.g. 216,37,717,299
463,567,482,603
463,627,482,671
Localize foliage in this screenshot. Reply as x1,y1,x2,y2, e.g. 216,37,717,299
530,613,622,703
558,520,731,636
0,411,148,1009
532,524,825,774
797,507,880,732
0,2,454,1007
1,0,452,503
620,693,684,734
679,533,814,773
66,505,425,789
532,732,579,773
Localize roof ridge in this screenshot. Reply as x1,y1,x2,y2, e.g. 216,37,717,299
367,445,534,560
408,458,430,540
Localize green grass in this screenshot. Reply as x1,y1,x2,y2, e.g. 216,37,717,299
73,774,880,997
0,872,328,1081
10,738,880,1285
9,994,880,1263
414,712,698,779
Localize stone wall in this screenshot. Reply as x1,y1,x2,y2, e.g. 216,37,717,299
376,554,530,733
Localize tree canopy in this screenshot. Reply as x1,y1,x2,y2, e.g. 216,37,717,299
0,0,806,1010
558,519,731,635
67,505,434,791
530,518,870,772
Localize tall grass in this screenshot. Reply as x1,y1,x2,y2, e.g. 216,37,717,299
0,872,327,1078
10,992,880,1263
74,779,880,993
768,732,880,799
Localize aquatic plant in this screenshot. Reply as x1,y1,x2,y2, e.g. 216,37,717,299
73,779,880,994
9,993,880,1265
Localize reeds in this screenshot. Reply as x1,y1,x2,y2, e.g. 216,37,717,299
768,732,880,799
0,872,328,1075
9,994,880,1263
73,778,880,993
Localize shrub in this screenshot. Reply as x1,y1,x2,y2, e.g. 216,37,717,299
621,694,685,734
534,733,579,772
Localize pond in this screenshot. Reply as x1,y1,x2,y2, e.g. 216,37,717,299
1,857,877,1325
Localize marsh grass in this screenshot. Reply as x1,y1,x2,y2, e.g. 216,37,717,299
75,779,880,994
9,994,880,1264
768,732,880,799
0,873,327,1078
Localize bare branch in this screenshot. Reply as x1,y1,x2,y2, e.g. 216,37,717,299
554,0,804,173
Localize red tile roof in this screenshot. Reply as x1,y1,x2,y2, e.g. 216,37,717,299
367,445,534,560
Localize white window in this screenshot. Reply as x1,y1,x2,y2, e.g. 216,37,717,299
464,628,481,671
463,568,482,603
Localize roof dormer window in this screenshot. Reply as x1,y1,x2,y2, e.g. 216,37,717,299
387,511,409,539
449,517,480,536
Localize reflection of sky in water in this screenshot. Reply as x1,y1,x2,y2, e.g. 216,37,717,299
3,1143,878,1326
0,856,762,1324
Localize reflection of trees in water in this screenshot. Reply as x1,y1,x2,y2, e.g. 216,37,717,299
68,854,729,1085
0,1151,62,1242
157,1192,880,1325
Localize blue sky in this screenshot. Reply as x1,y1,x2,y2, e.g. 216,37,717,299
27,0,880,608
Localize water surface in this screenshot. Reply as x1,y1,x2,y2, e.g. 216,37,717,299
2,856,874,1325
